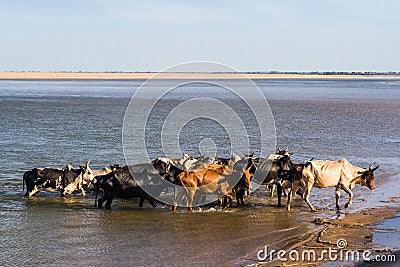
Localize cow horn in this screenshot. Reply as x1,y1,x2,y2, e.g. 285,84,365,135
67,163,73,171
277,147,281,152
285,147,288,152
369,162,376,171
372,164,380,172
86,160,90,167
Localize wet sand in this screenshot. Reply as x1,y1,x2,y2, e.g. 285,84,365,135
249,203,400,266
1,71,400,80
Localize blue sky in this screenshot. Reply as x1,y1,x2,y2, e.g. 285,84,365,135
0,0,399,72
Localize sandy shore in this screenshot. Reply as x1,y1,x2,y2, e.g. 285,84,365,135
1,72,400,80
250,202,400,266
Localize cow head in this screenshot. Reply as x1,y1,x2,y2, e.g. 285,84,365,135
79,160,94,186
277,154,293,171
181,156,198,170
152,158,168,176
65,163,73,171
231,153,241,163
277,147,294,156
243,152,254,158
23,169,40,197
94,173,117,191
359,163,379,190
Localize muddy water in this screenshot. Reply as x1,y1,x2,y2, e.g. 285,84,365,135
0,79,399,266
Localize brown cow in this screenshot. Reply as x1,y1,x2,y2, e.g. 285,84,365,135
174,168,252,211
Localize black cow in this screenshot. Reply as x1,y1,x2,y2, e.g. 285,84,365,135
23,168,61,196
94,165,163,209
23,161,94,197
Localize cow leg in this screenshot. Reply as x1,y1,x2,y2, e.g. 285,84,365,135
81,188,86,196
221,197,226,209
287,188,293,212
228,195,233,208
282,182,288,197
303,183,316,212
342,186,353,209
236,191,241,207
236,190,245,207
218,198,223,208
139,197,145,207
146,196,157,207
287,181,301,212
97,195,108,208
276,183,282,207
173,187,177,211
224,196,229,208
105,197,114,209
241,191,246,206
221,193,233,210
335,187,341,210
223,195,233,210
192,191,203,207
186,188,196,212
270,184,275,197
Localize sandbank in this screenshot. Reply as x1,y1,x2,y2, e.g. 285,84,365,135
250,204,400,266
1,72,400,80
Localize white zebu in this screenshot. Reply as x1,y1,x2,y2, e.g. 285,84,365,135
287,158,379,212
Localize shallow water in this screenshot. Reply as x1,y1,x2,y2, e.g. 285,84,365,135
373,213,400,250
0,79,399,266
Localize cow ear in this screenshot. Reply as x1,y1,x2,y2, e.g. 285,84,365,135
288,152,294,156
79,164,84,170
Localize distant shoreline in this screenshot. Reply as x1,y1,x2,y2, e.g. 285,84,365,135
1,72,400,80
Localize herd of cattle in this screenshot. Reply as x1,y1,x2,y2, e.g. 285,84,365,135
22,147,379,212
